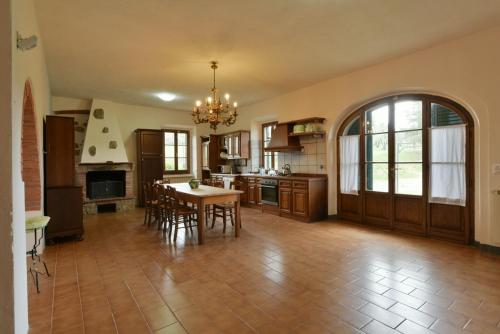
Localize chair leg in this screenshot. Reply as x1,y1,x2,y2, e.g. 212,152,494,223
222,209,227,234
205,205,210,226
211,207,216,228
174,223,178,241
230,208,234,226
188,215,194,234
168,214,174,239
143,206,148,225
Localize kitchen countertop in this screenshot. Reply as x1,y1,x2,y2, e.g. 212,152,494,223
211,173,327,181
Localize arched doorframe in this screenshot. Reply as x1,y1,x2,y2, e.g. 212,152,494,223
21,79,41,211
332,91,475,244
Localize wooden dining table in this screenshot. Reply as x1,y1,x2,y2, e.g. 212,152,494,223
166,183,243,244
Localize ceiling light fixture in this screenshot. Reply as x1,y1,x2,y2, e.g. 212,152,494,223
156,92,176,102
192,61,238,131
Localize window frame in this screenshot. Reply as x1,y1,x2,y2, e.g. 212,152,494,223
163,129,191,175
261,121,278,170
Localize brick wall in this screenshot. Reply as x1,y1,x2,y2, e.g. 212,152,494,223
21,81,41,211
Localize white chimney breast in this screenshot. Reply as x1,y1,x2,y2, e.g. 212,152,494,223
80,99,129,163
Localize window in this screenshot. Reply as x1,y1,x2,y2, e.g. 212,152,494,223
262,122,279,170
164,130,190,174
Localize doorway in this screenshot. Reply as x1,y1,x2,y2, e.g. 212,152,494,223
337,94,474,243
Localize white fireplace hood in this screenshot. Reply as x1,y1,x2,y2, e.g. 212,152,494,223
80,99,129,164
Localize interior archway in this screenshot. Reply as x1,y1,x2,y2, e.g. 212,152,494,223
337,94,474,244
21,80,41,211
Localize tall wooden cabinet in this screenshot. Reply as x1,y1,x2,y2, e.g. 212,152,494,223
136,129,164,206
44,116,84,241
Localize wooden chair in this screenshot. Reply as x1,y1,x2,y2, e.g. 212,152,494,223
211,181,236,233
165,185,198,241
151,183,163,226
142,181,156,226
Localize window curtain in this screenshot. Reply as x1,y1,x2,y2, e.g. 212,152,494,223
340,135,360,195
429,125,466,206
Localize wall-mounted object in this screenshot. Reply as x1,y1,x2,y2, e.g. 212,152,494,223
88,145,96,156
109,141,117,149
93,108,104,119
102,127,109,133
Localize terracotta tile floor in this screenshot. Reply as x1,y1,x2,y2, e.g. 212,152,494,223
28,208,500,333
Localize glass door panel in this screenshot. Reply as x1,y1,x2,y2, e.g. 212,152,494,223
365,105,389,192
394,101,423,195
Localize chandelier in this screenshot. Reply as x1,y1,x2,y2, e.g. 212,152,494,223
192,61,238,130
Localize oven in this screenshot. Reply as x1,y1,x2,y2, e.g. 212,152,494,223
260,179,279,206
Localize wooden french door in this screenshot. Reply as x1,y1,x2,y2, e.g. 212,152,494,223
337,94,473,244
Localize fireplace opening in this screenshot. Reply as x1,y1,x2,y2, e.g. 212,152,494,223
86,170,125,199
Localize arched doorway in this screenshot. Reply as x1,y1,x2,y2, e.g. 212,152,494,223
337,94,474,244
22,80,41,211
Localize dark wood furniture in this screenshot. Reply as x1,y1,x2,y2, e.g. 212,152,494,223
44,116,84,241
238,175,327,222
136,129,164,206
45,186,83,241
45,116,75,187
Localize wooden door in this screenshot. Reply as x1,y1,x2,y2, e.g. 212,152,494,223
140,131,163,155
136,129,164,206
338,94,474,244
45,116,75,187
279,187,292,213
292,189,308,216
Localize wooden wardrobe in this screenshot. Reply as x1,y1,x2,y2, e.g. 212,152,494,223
44,116,84,241
135,129,164,206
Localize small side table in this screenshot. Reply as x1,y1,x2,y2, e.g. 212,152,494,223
26,216,51,293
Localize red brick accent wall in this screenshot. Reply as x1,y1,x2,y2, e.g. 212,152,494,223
21,81,41,211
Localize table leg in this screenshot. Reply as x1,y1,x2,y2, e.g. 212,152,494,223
197,198,205,245
235,195,241,238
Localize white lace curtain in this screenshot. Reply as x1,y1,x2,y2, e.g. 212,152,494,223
429,125,466,206
340,135,360,195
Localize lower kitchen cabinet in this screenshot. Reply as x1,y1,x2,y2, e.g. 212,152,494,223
240,175,327,222
279,187,292,213
292,189,308,217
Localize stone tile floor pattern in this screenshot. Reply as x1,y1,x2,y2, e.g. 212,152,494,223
28,208,500,333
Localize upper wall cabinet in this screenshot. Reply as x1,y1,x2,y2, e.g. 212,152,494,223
220,131,250,160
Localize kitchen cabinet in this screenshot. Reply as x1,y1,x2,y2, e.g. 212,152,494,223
219,131,250,160
292,189,308,217
279,187,292,213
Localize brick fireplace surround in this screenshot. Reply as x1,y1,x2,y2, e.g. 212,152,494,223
77,162,135,214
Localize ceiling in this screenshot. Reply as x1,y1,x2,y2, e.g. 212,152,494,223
35,0,500,111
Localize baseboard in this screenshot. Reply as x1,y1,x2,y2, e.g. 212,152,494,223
474,241,500,255
327,214,340,220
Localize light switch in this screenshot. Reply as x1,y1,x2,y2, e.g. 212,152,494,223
492,164,500,175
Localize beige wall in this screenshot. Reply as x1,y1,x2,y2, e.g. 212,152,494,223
0,1,14,332
232,25,500,247
7,0,53,332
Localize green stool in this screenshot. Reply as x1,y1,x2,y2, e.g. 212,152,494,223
26,216,51,293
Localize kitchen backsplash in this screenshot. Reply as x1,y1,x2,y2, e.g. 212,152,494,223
238,136,326,174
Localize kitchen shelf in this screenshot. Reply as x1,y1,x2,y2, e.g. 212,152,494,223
288,131,325,137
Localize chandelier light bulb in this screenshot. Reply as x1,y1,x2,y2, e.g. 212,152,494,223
233,102,238,108
225,93,230,101
195,100,202,107
207,96,212,103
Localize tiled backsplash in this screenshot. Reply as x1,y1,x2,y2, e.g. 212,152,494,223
240,136,327,174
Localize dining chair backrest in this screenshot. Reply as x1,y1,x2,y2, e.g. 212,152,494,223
152,183,163,202
229,181,236,190
142,181,152,202
165,185,179,210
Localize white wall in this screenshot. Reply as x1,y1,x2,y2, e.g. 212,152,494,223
8,0,53,332
52,97,197,197
233,25,500,247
